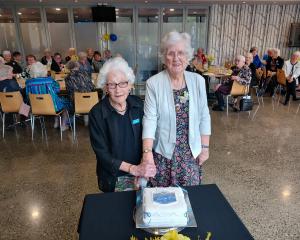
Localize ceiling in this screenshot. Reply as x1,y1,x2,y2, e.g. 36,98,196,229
1,0,300,4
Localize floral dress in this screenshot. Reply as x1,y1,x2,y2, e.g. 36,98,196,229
150,87,202,187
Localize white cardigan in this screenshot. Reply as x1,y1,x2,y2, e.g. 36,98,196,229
142,70,211,159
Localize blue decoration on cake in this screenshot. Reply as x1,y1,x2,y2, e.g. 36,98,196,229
153,192,176,204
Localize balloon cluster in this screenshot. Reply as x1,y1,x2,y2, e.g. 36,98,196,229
102,33,118,42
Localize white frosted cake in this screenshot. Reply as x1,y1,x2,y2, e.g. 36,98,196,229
142,187,188,227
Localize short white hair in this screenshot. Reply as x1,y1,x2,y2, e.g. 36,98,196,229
160,31,194,64
97,57,135,89
236,55,246,62
78,51,87,59
30,62,48,78
292,51,300,57
272,48,280,56
0,64,12,79
2,50,11,56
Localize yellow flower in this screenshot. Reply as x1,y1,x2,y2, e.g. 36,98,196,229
130,235,138,240
160,230,190,240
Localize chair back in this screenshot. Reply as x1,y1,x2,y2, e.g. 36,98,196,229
277,69,286,86
256,68,264,81
29,94,57,115
0,91,23,113
230,81,249,96
74,92,99,114
56,80,66,90
91,73,98,85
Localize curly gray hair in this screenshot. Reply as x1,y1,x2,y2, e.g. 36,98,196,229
97,57,135,89
160,31,194,64
29,62,48,78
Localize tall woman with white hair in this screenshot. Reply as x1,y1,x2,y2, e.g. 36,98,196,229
25,62,70,130
142,31,211,187
89,57,156,192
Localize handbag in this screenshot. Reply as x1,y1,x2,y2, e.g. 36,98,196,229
240,96,253,111
230,81,248,96
18,102,31,117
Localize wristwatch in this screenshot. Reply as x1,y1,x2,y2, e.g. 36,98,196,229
143,148,152,153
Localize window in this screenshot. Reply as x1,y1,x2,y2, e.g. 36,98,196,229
186,9,208,51
107,9,134,67
0,8,17,52
162,8,183,37
137,8,159,82
46,8,71,57
73,8,98,53
18,8,46,58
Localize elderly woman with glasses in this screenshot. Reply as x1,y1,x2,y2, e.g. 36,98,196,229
212,55,251,111
142,31,211,187
89,57,156,192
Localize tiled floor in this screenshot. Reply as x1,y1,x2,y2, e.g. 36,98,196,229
0,98,300,240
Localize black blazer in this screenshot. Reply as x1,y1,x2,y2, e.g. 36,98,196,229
266,56,284,72
51,61,61,73
89,95,144,192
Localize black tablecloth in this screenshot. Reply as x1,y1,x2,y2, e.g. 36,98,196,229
78,184,254,240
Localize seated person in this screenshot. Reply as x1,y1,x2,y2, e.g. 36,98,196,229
65,48,78,63
3,50,23,74
78,51,93,76
92,51,104,73
0,64,20,92
89,57,156,192
245,53,258,87
103,49,112,62
41,48,53,67
250,46,263,69
13,51,26,71
21,54,37,80
51,53,64,73
262,48,273,66
192,47,207,69
26,62,69,131
282,51,300,105
212,55,251,111
266,48,284,96
86,48,94,65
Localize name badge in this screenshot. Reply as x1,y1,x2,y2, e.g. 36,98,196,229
132,118,140,125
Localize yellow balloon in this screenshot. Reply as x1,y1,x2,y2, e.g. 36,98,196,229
103,34,110,41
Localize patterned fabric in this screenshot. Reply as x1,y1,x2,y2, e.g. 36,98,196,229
79,61,93,76
65,70,95,100
26,77,67,112
231,65,252,85
150,87,202,187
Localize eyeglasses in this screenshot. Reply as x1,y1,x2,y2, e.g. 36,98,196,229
166,50,187,59
106,81,129,89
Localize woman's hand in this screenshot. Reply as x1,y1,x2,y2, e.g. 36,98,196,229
197,148,209,166
142,151,155,165
130,162,156,178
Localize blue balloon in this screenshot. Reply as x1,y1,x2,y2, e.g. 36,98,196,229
110,34,117,42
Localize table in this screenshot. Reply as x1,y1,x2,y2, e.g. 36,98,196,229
78,184,254,240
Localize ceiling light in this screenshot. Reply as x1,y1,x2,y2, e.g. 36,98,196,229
55,8,61,11
170,8,175,12
145,0,148,3
17,12,22,15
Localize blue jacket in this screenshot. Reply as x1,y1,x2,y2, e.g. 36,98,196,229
26,77,65,112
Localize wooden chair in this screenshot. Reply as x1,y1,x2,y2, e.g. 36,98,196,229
29,93,72,141
91,73,99,86
226,81,249,116
272,69,287,107
73,92,99,140
0,91,23,138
